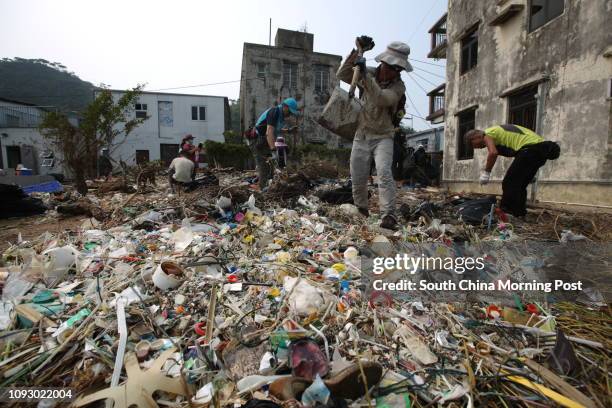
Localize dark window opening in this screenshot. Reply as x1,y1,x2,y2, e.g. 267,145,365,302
192,106,206,121
135,103,148,119
160,144,179,166
529,0,564,32
6,145,21,169
136,150,150,165
457,109,476,160
460,29,478,74
508,85,538,130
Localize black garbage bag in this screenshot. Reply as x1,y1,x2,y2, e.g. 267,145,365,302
317,183,354,204
0,184,47,219
317,181,372,205
455,196,497,225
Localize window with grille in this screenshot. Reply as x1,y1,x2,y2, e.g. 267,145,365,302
457,108,476,160
135,103,148,119
460,28,478,74
283,62,298,89
314,65,329,93
508,85,538,130
529,0,564,32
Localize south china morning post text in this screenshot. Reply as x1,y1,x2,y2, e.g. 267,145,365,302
367,251,585,296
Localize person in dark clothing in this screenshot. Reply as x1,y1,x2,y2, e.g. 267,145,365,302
467,124,561,217
98,148,113,179
250,98,299,189
405,145,429,186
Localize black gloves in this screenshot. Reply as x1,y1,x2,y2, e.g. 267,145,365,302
356,35,375,51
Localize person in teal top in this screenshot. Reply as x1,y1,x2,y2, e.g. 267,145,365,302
466,124,560,217
250,98,299,189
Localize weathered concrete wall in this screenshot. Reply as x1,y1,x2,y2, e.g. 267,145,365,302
443,0,612,205
239,30,342,147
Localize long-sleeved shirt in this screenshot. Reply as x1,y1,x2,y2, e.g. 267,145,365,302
336,50,406,140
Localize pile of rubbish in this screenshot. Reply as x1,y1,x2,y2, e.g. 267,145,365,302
0,170,610,408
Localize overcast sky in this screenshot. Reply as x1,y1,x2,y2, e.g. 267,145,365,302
0,0,447,130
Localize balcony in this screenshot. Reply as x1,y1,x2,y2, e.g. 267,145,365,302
427,13,447,59
426,84,445,124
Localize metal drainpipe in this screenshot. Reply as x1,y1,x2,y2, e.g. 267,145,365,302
531,80,548,203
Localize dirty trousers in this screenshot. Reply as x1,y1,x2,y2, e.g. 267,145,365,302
250,143,272,189
501,144,548,216
350,138,396,217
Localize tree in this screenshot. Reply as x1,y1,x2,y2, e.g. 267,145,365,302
223,130,242,144
39,86,147,195
228,99,241,133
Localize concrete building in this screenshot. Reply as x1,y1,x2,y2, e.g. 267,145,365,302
239,28,342,146
98,90,230,166
428,0,612,206
406,127,445,152
0,97,66,176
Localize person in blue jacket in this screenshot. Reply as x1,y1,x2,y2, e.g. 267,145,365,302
250,98,299,189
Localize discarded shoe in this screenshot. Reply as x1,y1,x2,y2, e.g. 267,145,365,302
380,215,398,230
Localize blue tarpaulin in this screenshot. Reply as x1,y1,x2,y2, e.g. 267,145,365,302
21,180,63,194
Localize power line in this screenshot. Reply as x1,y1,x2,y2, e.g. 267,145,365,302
408,0,442,42
412,65,446,80
147,78,247,92
407,73,430,95
410,70,440,87
405,112,429,121
411,58,446,68
405,91,432,129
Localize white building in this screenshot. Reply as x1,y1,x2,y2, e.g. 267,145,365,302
98,90,230,165
0,97,66,176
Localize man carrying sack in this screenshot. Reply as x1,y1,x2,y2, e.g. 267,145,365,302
336,37,412,230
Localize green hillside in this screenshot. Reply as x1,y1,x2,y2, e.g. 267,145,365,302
0,57,95,112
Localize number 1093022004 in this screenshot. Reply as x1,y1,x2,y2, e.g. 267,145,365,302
0,388,74,402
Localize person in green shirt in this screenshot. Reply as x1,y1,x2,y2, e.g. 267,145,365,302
466,124,560,217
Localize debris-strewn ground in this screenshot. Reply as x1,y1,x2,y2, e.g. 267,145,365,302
0,167,610,408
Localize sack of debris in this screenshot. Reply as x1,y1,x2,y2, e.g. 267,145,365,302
318,87,360,141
